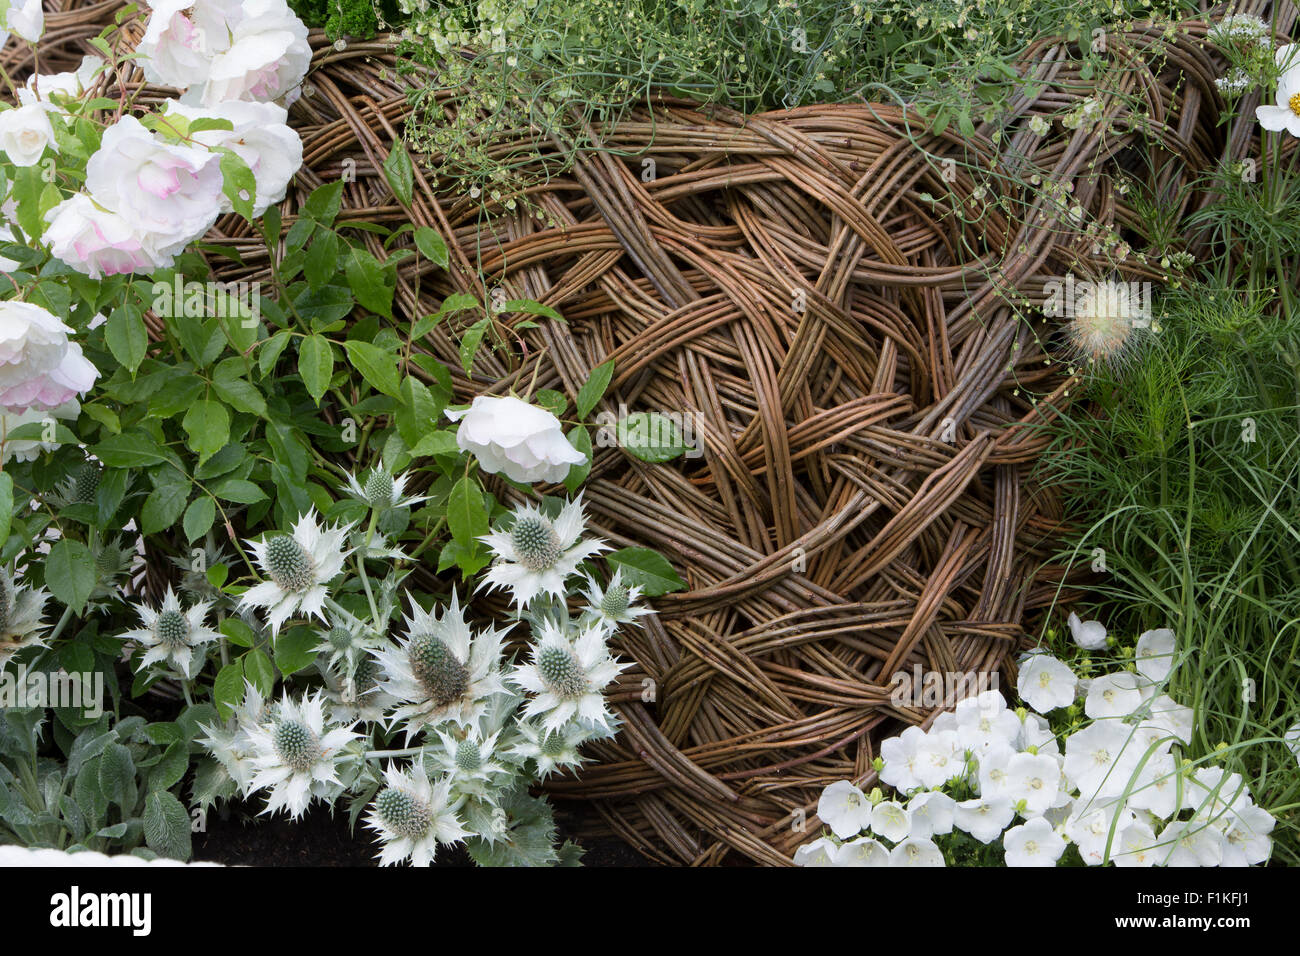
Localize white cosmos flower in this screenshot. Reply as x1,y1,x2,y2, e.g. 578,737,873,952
953,796,1015,844
1017,652,1077,714
878,724,927,791
0,300,99,413
365,759,469,867
0,105,57,167
245,690,358,819
370,590,509,739
1085,671,1144,720
817,780,873,839
18,55,104,115
509,617,628,734
44,194,176,279
1134,627,1176,684
1067,611,1108,650
1001,751,1062,817
195,1,312,106
889,838,945,867
1158,818,1225,867
240,510,353,635
162,98,303,217
446,394,588,484
578,568,652,630
480,496,608,608
1003,817,1066,867
0,568,48,670
835,837,890,866
1112,819,1160,867
1066,801,1135,865
119,586,219,678
906,791,956,839
870,800,911,843
0,400,78,464
5,0,43,41
1257,44,1300,137
85,116,224,253
792,836,838,867
342,467,427,512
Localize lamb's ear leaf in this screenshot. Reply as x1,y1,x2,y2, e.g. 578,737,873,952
143,790,193,861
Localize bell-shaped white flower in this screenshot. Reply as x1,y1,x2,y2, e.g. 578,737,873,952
889,837,945,867
1134,627,1176,684
1084,671,1144,720
1003,817,1066,867
878,724,927,791
1067,611,1108,650
816,780,873,840
1016,652,1078,714
953,796,1015,844
835,836,890,866
906,791,956,839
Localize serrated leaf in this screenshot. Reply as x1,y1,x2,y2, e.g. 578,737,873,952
617,412,689,463
141,483,189,534
182,400,230,462
183,496,216,543
212,660,244,720
413,226,449,268
344,339,401,398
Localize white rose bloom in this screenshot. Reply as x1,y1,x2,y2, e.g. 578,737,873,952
85,116,224,254
0,400,79,464
5,0,44,41
164,99,303,216
137,0,242,89
196,4,311,105
44,194,175,279
446,395,588,484
0,301,99,413
17,55,104,114
0,105,58,167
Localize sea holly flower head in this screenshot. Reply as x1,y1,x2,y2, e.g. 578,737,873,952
578,568,651,630
509,616,628,734
507,719,594,779
370,590,509,740
343,467,428,512
365,759,469,867
245,690,359,819
0,568,48,670
120,586,220,678
480,495,608,609
240,510,353,635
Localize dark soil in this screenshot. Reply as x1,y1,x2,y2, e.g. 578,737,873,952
193,800,650,867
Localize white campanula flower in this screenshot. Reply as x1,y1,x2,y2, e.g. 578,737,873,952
0,568,48,669
835,836,890,866
371,590,509,739
509,617,628,734
194,0,312,106
161,98,303,217
0,301,99,413
953,691,1020,754
4,0,43,42
1111,819,1159,867
119,586,219,678
85,116,224,253
1257,44,1300,137
1016,711,1060,756
365,759,469,867
17,55,103,115
817,780,873,840
1286,722,1300,768
1016,652,1078,714
480,495,608,608
1220,804,1275,866
1158,817,1225,867
1084,671,1144,720
914,729,965,789
1125,750,1182,819
906,791,956,839
975,740,1016,797
1063,721,1143,799
1001,751,1062,817
342,466,427,512
878,724,927,791
508,719,594,779
43,194,176,279
1066,801,1135,865
870,800,910,843
1003,817,1066,867
0,400,78,464
578,568,651,630
889,837,945,867
953,796,1015,844
138,0,241,90
1067,611,1108,650
0,104,57,167
792,836,838,867
1134,627,1176,684
446,394,587,484
1133,694,1194,746
245,690,359,819
240,510,353,634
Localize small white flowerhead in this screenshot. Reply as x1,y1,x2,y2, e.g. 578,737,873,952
245,690,359,819
1134,627,1176,684
1256,44,1300,138
446,394,587,484
1285,722,1300,769
365,759,469,867
835,836,890,867
906,791,956,839
1111,819,1159,867
817,780,873,840
579,568,651,630
1001,751,1062,817
888,837,945,867
953,796,1015,844
1063,721,1143,799
1157,817,1225,867
0,568,48,670
344,468,427,512
1084,671,1144,720
1003,817,1066,867
1066,801,1135,865
870,800,911,843
509,617,629,734
914,729,966,789
878,724,927,792
508,719,594,779
1065,280,1146,368
120,586,219,678
1016,652,1078,714
792,836,838,867
241,510,353,635
480,496,609,609
1067,611,1108,650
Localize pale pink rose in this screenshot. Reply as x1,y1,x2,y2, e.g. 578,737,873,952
137,0,243,89
44,194,174,279
195,4,311,105
0,301,99,413
163,99,303,216
85,115,224,252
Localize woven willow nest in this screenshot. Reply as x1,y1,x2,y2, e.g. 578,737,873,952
16,1,1260,865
